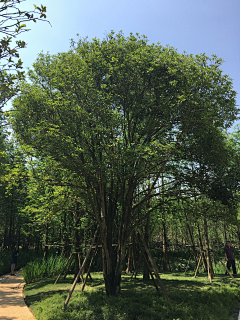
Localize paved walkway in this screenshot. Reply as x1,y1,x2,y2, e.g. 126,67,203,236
0,270,36,320
229,303,240,320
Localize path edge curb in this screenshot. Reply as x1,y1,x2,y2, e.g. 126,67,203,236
22,282,37,319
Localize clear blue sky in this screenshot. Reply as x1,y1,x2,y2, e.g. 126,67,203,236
14,0,240,129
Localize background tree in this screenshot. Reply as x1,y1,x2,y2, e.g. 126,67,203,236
0,0,48,111
0,136,28,249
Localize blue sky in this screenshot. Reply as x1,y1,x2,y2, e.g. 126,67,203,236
13,0,240,129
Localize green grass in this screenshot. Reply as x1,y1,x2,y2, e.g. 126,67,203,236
24,271,240,320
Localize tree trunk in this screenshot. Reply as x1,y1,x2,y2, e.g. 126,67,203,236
101,211,128,296
62,211,71,257
223,222,227,245
236,225,240,246
3,224,8,250
197,224,207,272
162,220,171,272
203,216,214,279
132,231,138,271
102,241,124,296
126,234,133,273
74,203,81,281
97,246,103,271
186,222,197,267
35,240,40,254
174,225,178,251
43,223,49,260
143,178,151,280
8,213,13,249
143,212,150,280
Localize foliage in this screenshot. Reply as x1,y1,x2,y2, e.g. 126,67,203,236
0,139,29,249
0,0,48,110
23,272,240,320
22,254,67,284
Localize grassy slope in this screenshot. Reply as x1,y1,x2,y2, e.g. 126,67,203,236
24,271,240,320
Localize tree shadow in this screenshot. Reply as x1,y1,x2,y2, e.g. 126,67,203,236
24,272,240,320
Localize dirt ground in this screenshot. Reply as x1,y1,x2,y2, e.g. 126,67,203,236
0,270,36,320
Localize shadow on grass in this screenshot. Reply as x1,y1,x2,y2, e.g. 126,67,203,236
25,289,69,305
24,273,240,320
26,277,74,290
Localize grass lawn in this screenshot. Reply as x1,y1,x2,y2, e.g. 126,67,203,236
24,271,240,320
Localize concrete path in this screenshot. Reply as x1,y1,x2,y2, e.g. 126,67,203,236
229,302,240,320
0,270,36,320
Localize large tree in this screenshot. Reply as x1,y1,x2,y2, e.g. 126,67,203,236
10,32,238,295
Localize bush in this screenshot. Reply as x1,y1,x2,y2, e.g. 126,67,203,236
0,250,12,275
213,261,228,274
22,255,67,284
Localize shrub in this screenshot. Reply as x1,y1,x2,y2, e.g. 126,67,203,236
0,250,12,276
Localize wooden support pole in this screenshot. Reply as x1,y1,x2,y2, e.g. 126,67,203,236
130,253,142,280
184,252,192,275
194,253,202,278
137,228,171,307
78,253,84,283
212,250,236,282
206,254,212,283
142,250,159,291
135,234,159,291
88,273,93,280
193,253,200,273
81,233,101,291
199,250,206,272
63,227,99,310
63,253,75,279
54,253,73,285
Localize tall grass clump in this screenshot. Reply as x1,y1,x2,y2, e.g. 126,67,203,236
22,255,67,284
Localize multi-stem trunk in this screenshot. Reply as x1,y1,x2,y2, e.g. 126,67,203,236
100,197,129,296
101,223,127,296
